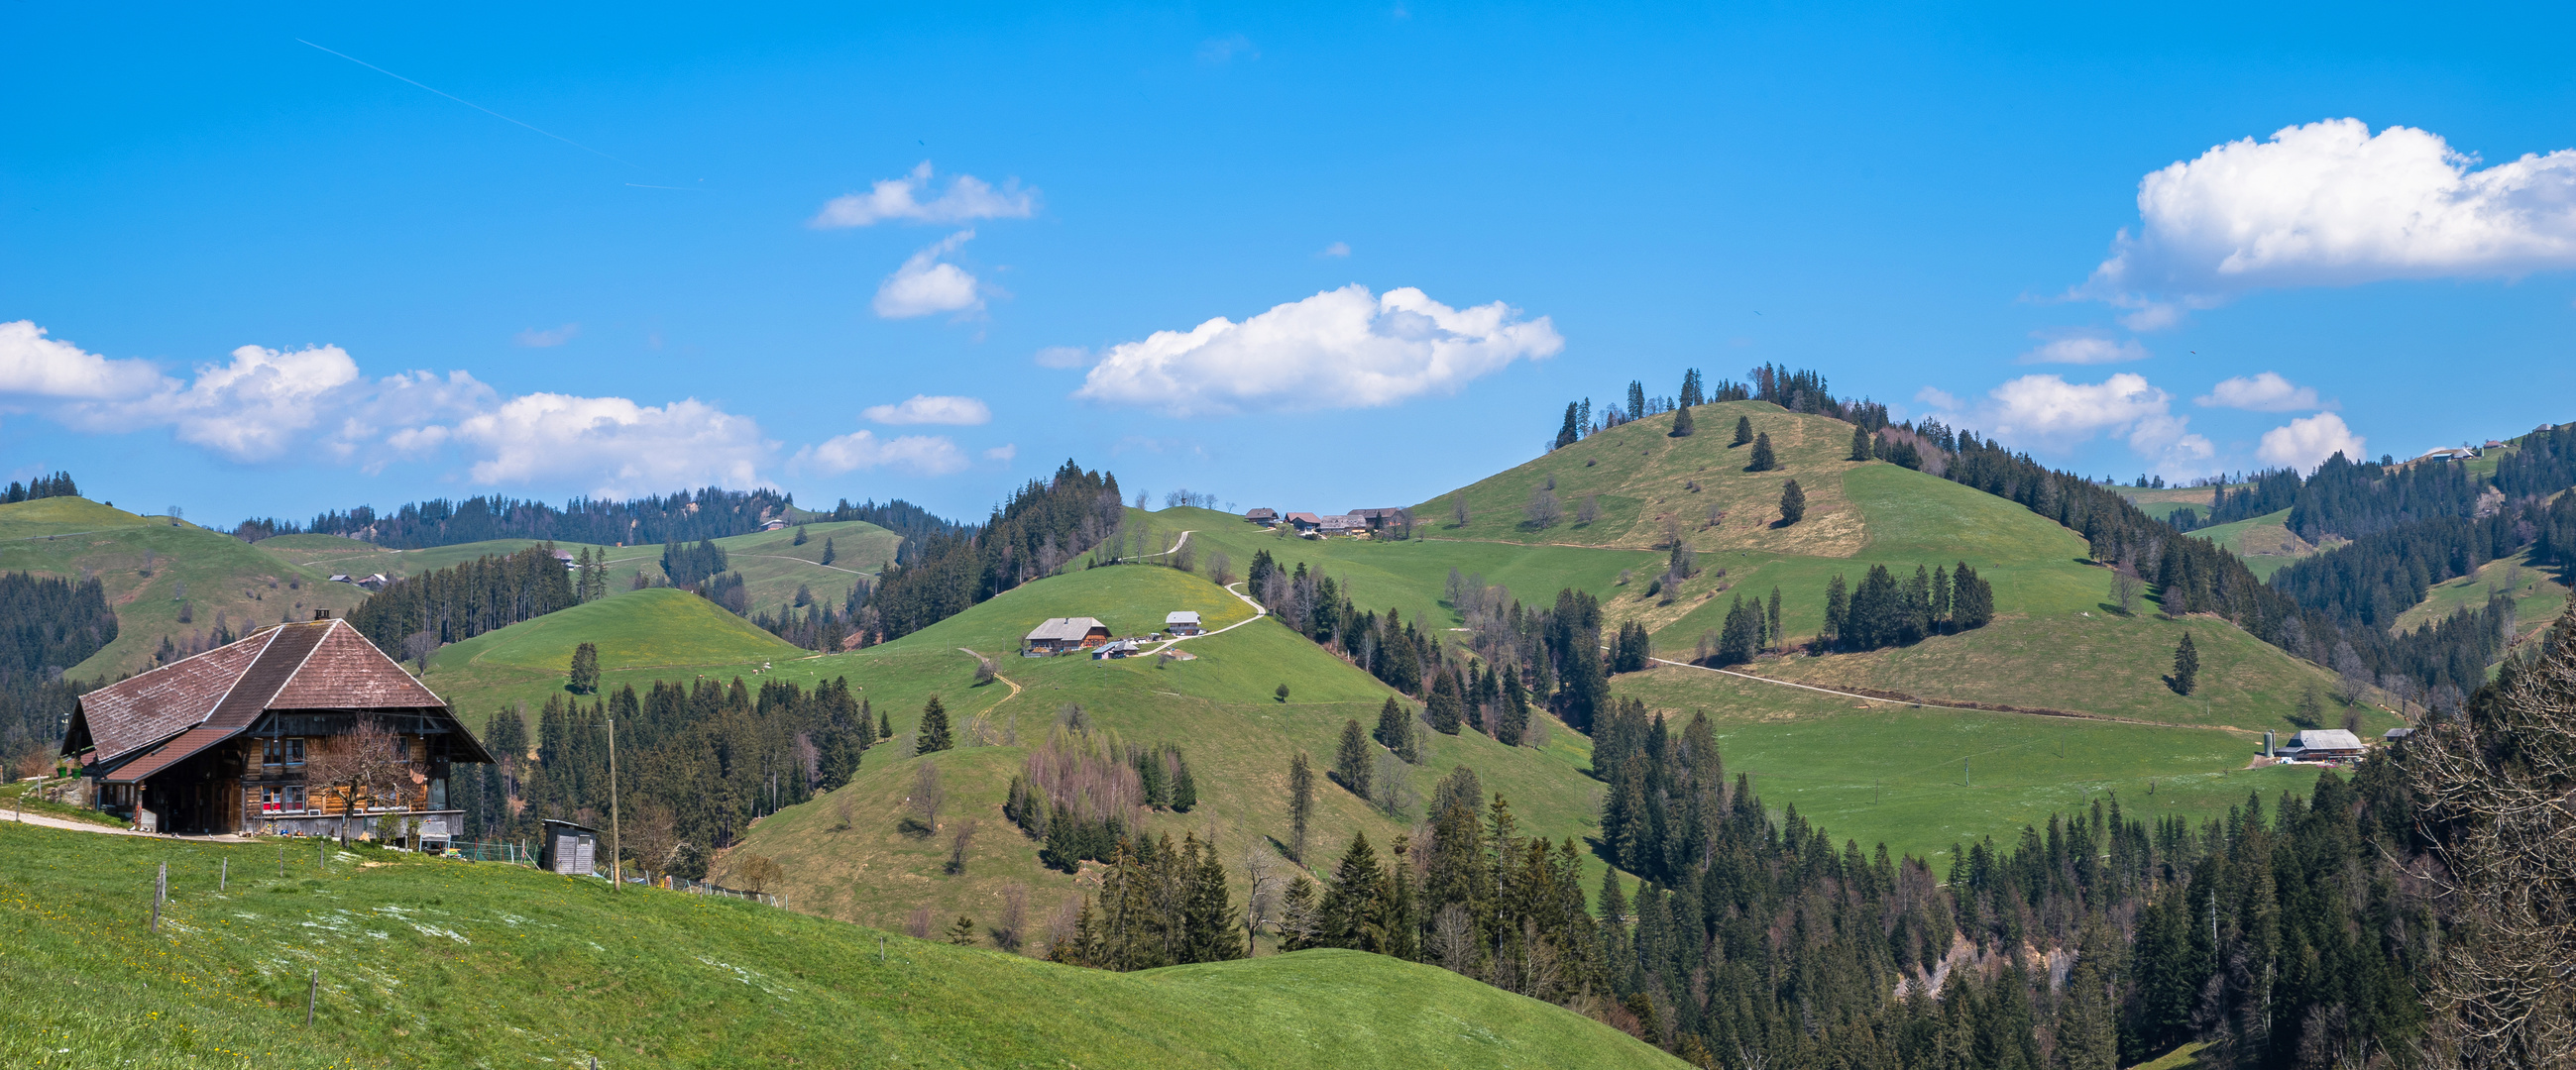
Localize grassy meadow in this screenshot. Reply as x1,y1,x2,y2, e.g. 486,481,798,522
0,822,1680,1069
2390,548,2572,643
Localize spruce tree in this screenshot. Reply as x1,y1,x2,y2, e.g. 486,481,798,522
792,524,808,546
1767,587,1783,649
1498,669,1529,746
1374,696,1415,760
567,641,600,695
1333,718,1373,798
821,537,837,566
1670,404,1695,437
879,707,894,739
1554,402,1582,450
1748,432,1777,472
1287,751,1315,863
1171,756,1197,811
2171,633,2199,696
1732,415,1753,447
1824,574,1849,648
1426,668,1465,734
1778,479,1805,524
915,695,954,754
1848,422,1873,462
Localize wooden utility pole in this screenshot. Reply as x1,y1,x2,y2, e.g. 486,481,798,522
306,969,318,1025
608,714,621,891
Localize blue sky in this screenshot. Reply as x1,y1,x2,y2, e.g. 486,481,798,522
7,3,2575,524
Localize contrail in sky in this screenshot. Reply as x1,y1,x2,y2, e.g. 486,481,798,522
294,38,643,169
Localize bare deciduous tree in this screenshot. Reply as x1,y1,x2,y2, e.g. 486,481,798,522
624,800,684,883
1525,486,1561,529
730,853,784,895
303,714,414,846
902,760,945,837
993,882,1030,953
2408,607,2576,1066
1206,550,1234,588
2111,565,2143,615
1450,496,1469,527
1577,493,1601,525
945,819,978,876
906,905,935,939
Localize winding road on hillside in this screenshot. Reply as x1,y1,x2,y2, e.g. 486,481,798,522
1147,581,1270,654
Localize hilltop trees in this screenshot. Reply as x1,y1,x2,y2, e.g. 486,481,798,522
1747,431,1777,472
1819,562,1992,652
346,544,576,656
1553,402,1581,450
1778,479,1805,524
1849,422,1873,461
1679,368,1705,407
1669,404,1694,437
2171,633,2198,695
661,537,730,587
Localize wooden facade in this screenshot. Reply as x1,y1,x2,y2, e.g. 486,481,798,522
59,613,494,842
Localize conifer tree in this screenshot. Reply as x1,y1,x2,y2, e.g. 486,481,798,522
1767,587,1783,649
1374,696,1419,762
1778,479,1805,524
1625,380,1647,424
1317,832,1387,952
1670,404,1694,437
1554,402,1581,450
1748,432,1777,472
793,524,808,546
1333,718,1373,798
1732,415,1754,447
915,695,954,754
2171,633,2198,696
1426,668,1465,734
1171,755,1197,811
1498,670,1529,747
1679,368,1704,408
1849,422,1873,461
1824,573,1849,647
821,537,837,566
567,641,600,695
879,707,893,739
1288,751,1315,864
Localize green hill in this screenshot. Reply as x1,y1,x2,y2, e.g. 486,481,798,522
2391,548,2571,644
0,822,1680,1069
422,588,809,720
707,563,1613,937
2184,507,2325,580
0,497,369,679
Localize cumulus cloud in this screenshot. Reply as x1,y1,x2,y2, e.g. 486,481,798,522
2,318,773,491
2257,412,2367,473
1072,284,1563,417
2196,372,2327,412
2018,333,2150,365
513,323,580,348
451,394,770,496
1924,373,2215,477
873,231,984,319
791,429,969,477
1319,241,1351,258
2084,119,2576,324
0,320,168,401
861,394,991,426
809,161,1037,228
983,444,1017,463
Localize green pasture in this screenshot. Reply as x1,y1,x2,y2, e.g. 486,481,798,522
0,823,1679,1069
1609,665,2329,865
2392,549,2572,638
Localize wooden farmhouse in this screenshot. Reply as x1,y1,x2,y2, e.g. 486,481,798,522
2283,729,2366,761
1022,616,1112,655
57,612,494,843
1283,512,1323,532
1164,610,1204,636
1243,507,1279,526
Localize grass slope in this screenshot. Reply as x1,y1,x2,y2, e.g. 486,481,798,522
0,498,368,680
2391,549,2572,644
0,823,1679,1069
2185,508,2323,581
714,564,1613,937
422,589,808,723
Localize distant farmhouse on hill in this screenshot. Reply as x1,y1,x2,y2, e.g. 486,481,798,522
1165,610,1203,636
1244,507,1278,526
1023,617,1111,655
58,612,494,843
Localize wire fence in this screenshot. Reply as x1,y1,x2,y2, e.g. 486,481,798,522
440,843,786,908
661,875,786,910
445,840,539,866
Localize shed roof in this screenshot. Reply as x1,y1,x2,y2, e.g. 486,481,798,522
67,618,474,767
1165,610,1202,625
1284,512,1322,524
1024,617,1110,642
2290,729,2365,751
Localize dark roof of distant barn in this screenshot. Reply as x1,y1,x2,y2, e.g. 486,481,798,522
69,619,452,765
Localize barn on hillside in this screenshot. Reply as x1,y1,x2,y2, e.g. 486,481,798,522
58,612,495,841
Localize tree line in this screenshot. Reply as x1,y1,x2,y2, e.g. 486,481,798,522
265,485,798,549
2,472,79,504
344,544,578,662
452,673,876,879
0,572,114,769
864,460,1125,643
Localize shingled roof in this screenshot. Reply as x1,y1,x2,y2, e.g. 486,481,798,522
65,618,468,768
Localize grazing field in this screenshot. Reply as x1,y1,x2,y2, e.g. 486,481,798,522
707,563,1615,936
1608,664,2328,865
2391,549,2572,641
0,822,1680,1069
420,588,809,725
0,497,368,679
2184,508,2322,580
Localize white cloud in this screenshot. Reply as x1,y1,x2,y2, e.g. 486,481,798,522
1072,284,1563,416
2085,119,2576,321
873,230,984,319
452,393,770,496
809,161,1037,228
2257,412,2367,473
983,444,1017,463
1033,346,1089,369
2196,372,2327,412
791,429,969,477
89,343,368,461
861,394,991,426
1319,241,1351,258
2018,334,2150,365
514,323,580,348
0,320,168,400
1924,372,2215,478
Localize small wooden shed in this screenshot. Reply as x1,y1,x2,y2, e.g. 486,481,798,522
540,818,603,876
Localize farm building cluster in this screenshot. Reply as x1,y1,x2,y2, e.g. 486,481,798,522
1243,505,1408,538
54,611,494,846
1020,610,1210,659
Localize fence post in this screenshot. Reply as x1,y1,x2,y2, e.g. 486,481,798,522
158,861,167,907
306,968,318,1026
221,857,228,892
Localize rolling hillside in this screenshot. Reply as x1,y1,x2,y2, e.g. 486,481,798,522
0,497,369,679
420,588,810,724
0,822,1680,1069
